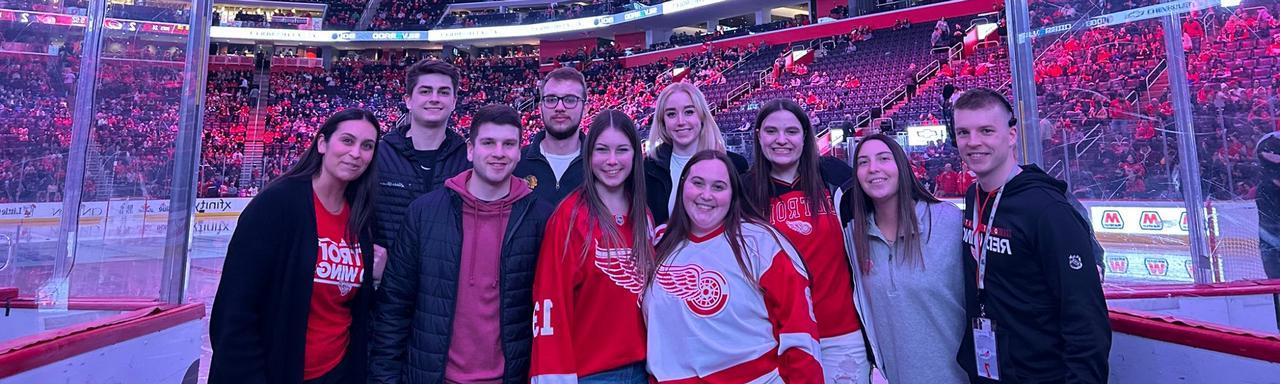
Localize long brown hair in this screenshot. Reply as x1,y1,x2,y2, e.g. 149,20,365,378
848,134,940,274
557,110,654,275
274,108,382,243
746,98,831,213
647,150,769,291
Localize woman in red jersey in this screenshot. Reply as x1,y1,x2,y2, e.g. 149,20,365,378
744,98,867,384
530,110,655,383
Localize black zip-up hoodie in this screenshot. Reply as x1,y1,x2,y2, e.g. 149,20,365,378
957,164,1111,384
512,131,585,205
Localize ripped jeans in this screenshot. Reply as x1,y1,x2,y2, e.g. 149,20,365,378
820,331,871,384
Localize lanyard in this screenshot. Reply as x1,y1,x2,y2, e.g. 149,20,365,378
972,167,1019,298
972,187,1004,292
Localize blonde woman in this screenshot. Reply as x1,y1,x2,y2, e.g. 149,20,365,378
643,82,748,225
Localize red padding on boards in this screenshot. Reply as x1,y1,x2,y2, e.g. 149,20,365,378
0,287,16,301
1105,279,1280,300
6,297,163,311
0,303,205,379
1109,307,1280,363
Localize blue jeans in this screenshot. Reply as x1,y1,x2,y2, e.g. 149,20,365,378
580,362,647,384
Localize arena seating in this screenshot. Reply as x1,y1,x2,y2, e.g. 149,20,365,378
715,21,948,132
2,2,1275,204
368,0,449,31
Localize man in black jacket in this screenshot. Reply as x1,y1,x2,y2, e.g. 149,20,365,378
514,67,587,204
371,105,554,384
373,59,471,279
953,88,1111,383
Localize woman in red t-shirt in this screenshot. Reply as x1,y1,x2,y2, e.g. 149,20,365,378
210,109,382,384
530,110,656,383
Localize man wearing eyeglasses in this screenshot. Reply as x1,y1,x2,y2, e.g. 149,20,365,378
514,67,588,203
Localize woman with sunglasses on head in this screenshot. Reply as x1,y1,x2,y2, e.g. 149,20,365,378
210,109,382,384
838,134,967,384
530,110,655,383
745,99,867,383
644,150,823,383
644,82,749,225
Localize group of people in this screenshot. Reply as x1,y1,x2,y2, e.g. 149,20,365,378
210,58,1113,384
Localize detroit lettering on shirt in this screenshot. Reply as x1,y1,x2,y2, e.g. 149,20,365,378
304,196,364,380
315,237,364,290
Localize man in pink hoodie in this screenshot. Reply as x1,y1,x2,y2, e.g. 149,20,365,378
371,104,555,384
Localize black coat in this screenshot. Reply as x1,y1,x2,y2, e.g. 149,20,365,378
643,143,750,224
373,124,471,247
369,186,554,384
513,131,585,205
209,177,375,384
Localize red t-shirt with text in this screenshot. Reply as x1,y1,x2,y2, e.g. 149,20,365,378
303,194,364,380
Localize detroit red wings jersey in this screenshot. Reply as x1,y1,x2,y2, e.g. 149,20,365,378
530,192,650,382
766,179,861,338
643,223,823,383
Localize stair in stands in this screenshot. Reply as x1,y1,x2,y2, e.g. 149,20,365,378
356,0,381,30
239,70,271,191
883,74,941,121
85,143,110,200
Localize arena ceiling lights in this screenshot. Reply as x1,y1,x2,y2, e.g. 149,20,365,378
210,0,727,43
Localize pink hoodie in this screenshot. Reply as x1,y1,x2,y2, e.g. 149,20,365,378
442,170,532,383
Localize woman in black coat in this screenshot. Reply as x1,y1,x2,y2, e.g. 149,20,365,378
643,82,749,225
210,109,382,384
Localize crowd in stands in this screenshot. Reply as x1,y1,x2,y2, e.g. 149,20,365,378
319,0,367,29
0,29,70,56
91,62,184,199
927,0,1280,202
250,53,544,184
3,1,1277,208
200,69,252,198
212,7,324,30
435,0,631,30
369,0,448,30
0,55,70,203
101,37,185,62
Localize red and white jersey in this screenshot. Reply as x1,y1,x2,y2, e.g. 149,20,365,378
643,222,823,383
765,179,861,338
530,192,650,383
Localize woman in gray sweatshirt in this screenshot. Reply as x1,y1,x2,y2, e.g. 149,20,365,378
836,134,967,384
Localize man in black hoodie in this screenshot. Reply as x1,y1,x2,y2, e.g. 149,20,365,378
952,88,1111,383
373,59,472,281
513,67,587,204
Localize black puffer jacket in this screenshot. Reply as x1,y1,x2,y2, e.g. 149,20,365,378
643,143,750,224
369,186,554,384
373,124,470,247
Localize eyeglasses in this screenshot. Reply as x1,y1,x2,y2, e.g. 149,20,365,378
542,95,582,108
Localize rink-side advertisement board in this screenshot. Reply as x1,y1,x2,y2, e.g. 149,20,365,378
0,198,1265,283
1087,203,1212,283
947,199,1258,283
0,198,252,223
